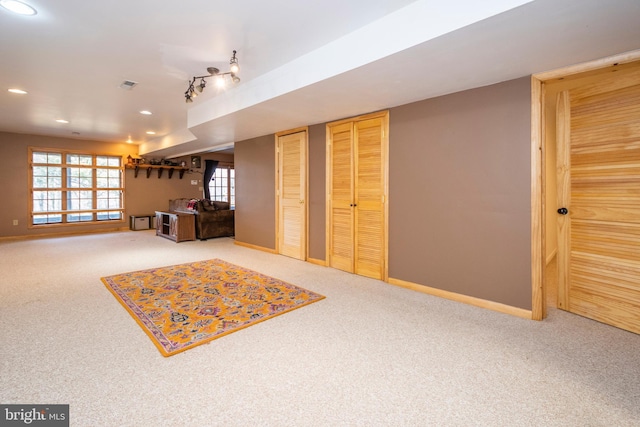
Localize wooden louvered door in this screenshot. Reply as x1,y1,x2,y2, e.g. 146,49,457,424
277,129,307,260
327,112,388,280
328,122,355,272
556,70,640,334
354,117,386,279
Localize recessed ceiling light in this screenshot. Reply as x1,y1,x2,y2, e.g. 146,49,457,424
8,88,27,94
146,131,156,135
139,110,152,115
55,119,69,124
0,0,37,15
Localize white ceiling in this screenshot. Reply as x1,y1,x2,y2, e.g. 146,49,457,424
1,0,639,158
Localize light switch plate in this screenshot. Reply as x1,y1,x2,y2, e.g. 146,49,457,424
191,180,198,185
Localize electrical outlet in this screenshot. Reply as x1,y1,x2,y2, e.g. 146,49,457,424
12,219,18,226
191,180,198,185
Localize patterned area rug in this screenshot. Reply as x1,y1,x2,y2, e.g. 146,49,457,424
101,259,325,356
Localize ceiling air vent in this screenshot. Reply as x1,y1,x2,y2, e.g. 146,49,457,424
119,80,138,90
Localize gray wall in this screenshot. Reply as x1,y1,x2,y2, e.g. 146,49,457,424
308,123,326,260
234,134,276,249
388,77,532,309
234,77,532,310
235,126,327,257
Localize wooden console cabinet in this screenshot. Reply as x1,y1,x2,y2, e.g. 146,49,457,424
155,211,195,242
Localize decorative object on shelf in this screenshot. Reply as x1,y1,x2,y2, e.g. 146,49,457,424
191,155,201,169
125,164,189,179
127,155,143,165
184,50,240,103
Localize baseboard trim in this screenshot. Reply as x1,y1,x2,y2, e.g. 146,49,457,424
233,240,278,254
388,277,534,320
307,258,326,266
0,227,129,242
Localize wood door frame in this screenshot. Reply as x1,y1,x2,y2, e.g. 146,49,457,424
274,126,309,259
530,49,640,320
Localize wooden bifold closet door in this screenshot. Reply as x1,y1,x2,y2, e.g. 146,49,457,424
327,111,388,280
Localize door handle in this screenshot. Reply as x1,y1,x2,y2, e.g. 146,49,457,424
557,207,568,215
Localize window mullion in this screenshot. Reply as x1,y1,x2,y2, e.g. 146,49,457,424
229,167,232,204
92,158,98,221
62,162,69,223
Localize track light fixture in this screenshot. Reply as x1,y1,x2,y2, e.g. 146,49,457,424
185,50,240,103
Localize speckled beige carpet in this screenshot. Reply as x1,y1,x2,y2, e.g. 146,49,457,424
1,231,639,426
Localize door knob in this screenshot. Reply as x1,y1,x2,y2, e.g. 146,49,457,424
557,207,568,215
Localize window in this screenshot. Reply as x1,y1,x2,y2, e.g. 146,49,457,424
30,148,124,225
208,166,235,208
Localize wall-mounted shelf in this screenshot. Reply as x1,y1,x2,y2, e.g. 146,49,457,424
125,164,189,179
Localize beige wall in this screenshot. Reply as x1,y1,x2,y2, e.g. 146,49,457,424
0,132,232,238
126,152,234,217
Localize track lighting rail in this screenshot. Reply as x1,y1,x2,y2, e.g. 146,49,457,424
185,50,240,103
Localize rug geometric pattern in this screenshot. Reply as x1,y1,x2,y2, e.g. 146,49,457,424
101,258,325,356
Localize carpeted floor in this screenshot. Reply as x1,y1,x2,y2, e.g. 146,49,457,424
1,231,639,426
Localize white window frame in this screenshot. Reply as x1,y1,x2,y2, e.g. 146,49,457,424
207,165,235,208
